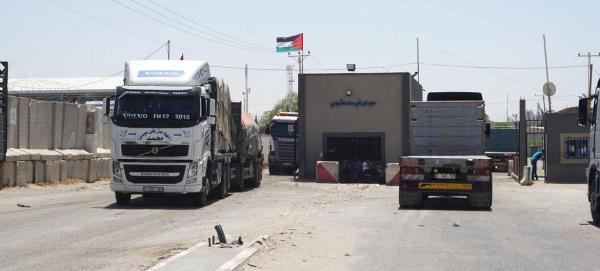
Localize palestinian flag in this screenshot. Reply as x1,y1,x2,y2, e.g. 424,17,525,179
276,33,303,52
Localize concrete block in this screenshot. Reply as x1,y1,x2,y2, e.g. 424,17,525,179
59,160,67,182
8,96,18,148
15,161,33,186
87,159,99,183
56,149,95,160
75,104,87,149
32,149,63,160
86,109,98,134
21,149,41,161
96,148,110,158
6,148,23,162
385,163,401,186
77,159,90,181
11,148,32,160
52,102,64,149
28,100,53,149
1,162,16,187
96,158,110,179
33,161,44,184
43,160,61,184
84,134,98,153
17,97,30,148
316,161,339,183
61,103,78,149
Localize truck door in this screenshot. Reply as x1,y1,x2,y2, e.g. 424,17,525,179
593,97,599,158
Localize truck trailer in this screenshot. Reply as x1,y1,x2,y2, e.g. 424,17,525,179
103,60,243,206
230,102,263,190
399,92,493,209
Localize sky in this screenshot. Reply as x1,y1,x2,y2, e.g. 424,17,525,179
1,0,600,121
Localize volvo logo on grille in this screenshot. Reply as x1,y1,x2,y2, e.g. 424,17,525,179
151,147,159,154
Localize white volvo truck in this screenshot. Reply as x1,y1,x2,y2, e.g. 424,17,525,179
103,60,235,206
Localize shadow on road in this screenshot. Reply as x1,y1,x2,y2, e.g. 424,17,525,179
102,194,226,210
588,221,600,229
400,197,492,212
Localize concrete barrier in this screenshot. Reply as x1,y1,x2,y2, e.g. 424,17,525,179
53,102,64,149
59,160,67,182
62,103,78,149
1,162,16,187
44,160,61,183
8,96,18,148
385,163,401,186
15,161,33,186
33,161,44,184
75,104,87,149
17,97,29,148
84,134,98,153
315,161,338,183
29,100,53,149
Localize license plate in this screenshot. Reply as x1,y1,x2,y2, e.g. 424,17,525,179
418,182,472,190
435,173,456,180
130,172,180,177
143,186,164,192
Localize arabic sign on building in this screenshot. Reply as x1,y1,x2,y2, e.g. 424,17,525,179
330,98,376,108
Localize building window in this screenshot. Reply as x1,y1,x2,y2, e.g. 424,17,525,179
564,136,589,159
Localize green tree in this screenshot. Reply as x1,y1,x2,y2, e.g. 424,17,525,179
258,92,298,131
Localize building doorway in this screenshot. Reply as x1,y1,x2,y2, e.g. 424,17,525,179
323,133,384,183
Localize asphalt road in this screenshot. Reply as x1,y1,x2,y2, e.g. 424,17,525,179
243,174,600,271
1,173,599,271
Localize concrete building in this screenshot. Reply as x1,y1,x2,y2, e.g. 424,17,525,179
298,72,422,180
545,108,589,183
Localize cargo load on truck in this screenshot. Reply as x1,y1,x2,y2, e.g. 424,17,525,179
399,92,492,209
230,102,263,190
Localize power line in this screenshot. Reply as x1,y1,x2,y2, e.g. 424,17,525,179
420,62,587,70
111,0,269,53
144,0,272,51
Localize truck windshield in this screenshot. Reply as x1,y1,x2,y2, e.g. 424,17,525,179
270,122,296,137
113,92,200,128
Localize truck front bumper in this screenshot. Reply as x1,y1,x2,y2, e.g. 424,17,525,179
110,160,204,194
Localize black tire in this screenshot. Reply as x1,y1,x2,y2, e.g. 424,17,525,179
269,166,279,176
191,190,208,207
590,171,600,224
233,163,245,191
468,193,493,209
214,163,229,199
115,192,131,206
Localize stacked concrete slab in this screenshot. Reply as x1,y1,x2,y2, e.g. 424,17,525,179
0,96,112,189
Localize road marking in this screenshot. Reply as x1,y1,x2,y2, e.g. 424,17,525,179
145,241,207,271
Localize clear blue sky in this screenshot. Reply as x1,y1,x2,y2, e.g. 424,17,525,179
2,0,599,120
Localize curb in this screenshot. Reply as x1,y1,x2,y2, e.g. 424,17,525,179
146,241,208,271
215,235,270,271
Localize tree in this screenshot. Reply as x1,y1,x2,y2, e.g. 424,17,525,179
258,92,298,131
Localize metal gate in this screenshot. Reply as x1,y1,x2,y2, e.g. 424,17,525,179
513,119,546,179
0,62,7,161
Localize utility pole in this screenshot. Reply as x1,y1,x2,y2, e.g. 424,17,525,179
167,40,171,60
244,64,249,112
578,52,600,105
542,35,551,113
289,50,310,74
417,37,420,83
286,65,294,93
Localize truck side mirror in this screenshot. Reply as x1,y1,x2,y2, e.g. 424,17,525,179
578,97,589,127
101,97,111,124
484,123,491,138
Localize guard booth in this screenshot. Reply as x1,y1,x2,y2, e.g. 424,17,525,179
544,107,589,183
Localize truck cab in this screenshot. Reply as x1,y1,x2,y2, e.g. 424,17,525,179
267,112,298,175
577,79,600,223
103,60,233,206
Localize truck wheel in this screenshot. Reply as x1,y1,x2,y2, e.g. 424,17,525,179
191,190,208,207
215,163,229,199
115,192,131,206
468,193,492,209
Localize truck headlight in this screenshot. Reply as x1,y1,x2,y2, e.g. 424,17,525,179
188,162,198,177
112,161,122,177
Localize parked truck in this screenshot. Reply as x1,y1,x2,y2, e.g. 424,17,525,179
577,79,600,223
267,112,298,175
485,128,517,172
399,92,492,209
103,60,240,206
230,102,263,190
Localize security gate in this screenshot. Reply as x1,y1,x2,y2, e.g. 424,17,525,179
0,62,7,161
514,119,546,179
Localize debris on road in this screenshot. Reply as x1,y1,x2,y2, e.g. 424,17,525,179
453,222,461,227
17,203,31,208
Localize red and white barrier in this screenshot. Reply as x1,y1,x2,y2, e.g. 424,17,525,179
316,161,339,183
385,163,400,186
